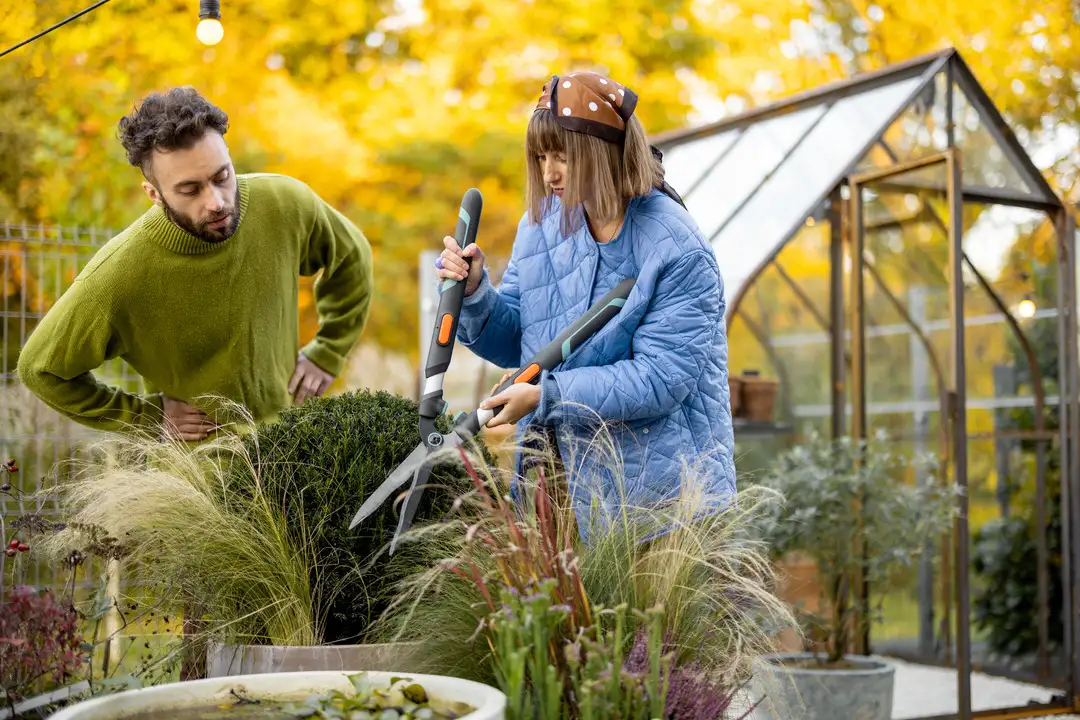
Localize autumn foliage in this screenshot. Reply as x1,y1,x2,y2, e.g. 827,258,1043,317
1,1,1078,363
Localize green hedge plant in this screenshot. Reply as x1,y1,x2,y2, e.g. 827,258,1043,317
231,389,487,644
971,458,1064,659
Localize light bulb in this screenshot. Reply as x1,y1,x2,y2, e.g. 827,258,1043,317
1017,298,1037,319
197,18,223,45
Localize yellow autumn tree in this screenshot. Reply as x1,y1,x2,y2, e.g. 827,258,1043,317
1,0,1076,364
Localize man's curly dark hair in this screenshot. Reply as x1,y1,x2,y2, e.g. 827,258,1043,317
117,87,229,181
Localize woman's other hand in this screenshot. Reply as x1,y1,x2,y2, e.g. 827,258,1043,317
480,370,541,428
436,235,485,297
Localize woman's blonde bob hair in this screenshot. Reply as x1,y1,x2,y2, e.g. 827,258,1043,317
525,107,664,236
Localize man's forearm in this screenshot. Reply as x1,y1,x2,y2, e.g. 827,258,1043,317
18,365,164,434
302,201,375,376
16,280,164,435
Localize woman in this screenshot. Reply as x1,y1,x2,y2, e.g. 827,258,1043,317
435,71,736,539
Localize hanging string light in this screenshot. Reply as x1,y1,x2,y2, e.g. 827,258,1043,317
0,0,115,59
1015,268,1037,319
196,0,224,46
1,1,225,57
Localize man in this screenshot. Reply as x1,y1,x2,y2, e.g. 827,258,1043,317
17,87,374,441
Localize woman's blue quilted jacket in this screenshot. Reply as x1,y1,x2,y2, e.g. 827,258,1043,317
456,187,736,539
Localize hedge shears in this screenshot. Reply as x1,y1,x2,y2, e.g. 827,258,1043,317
348,205,636,553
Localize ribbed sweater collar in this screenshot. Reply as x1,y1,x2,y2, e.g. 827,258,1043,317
140,175,250,255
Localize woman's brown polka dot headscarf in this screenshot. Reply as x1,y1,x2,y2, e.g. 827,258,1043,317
535,71,639,144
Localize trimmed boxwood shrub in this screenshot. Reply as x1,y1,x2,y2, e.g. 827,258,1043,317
226,388,491,645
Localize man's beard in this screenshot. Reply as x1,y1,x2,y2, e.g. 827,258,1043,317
160,184,240,242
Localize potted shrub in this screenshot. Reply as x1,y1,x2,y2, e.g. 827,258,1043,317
368,429,800,718
748,432,958,720
43,389,487,679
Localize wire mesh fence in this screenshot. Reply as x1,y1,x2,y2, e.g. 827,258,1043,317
0,221,143,596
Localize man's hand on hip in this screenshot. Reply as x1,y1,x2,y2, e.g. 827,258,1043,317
290,353,335,405
162,396,216,442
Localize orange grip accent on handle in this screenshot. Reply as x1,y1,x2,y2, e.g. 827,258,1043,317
514,363,541,384
438,314,454,345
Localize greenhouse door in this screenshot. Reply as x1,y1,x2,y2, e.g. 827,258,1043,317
848,151,978,716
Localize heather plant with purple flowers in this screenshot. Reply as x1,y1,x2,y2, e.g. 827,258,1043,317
623,627,756,720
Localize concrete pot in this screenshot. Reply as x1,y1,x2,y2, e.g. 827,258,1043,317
47,670,506,720
752,652,895,720
206,640,423,677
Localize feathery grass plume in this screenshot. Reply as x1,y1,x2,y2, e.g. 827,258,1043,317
370,410,798,717
37,389,489,651
37,399,321,647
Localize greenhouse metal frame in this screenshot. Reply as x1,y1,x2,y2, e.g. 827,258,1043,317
654,48,1079,720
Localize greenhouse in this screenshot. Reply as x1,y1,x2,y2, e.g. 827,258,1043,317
651,47,1078,719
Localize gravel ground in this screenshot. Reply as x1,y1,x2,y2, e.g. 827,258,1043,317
734,656,1078,719
889,657,1077,719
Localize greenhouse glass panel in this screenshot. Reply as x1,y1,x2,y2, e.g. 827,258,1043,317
709,74,926,299
659,130,741,199
952,81,1034,196
862,71,950,171
680,104,828,242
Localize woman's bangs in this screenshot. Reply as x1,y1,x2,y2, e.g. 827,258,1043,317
526,109,566,156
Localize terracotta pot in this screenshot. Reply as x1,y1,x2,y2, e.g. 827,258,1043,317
728,375,743,418
774,552,822,653
741,373,778,422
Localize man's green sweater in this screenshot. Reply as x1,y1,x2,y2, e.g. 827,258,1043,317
17,173,374,433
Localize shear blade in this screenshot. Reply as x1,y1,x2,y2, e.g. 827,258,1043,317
349,442,430,529
389,465,432,555
348,431,466,530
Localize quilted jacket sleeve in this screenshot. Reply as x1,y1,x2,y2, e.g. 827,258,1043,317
454,261,523,369
534,249,722,424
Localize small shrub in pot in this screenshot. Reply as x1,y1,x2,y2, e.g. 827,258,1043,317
748,432,958,719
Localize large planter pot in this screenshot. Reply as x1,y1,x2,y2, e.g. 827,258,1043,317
751,652,894,720
206,640,424,676
48,670,507,720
